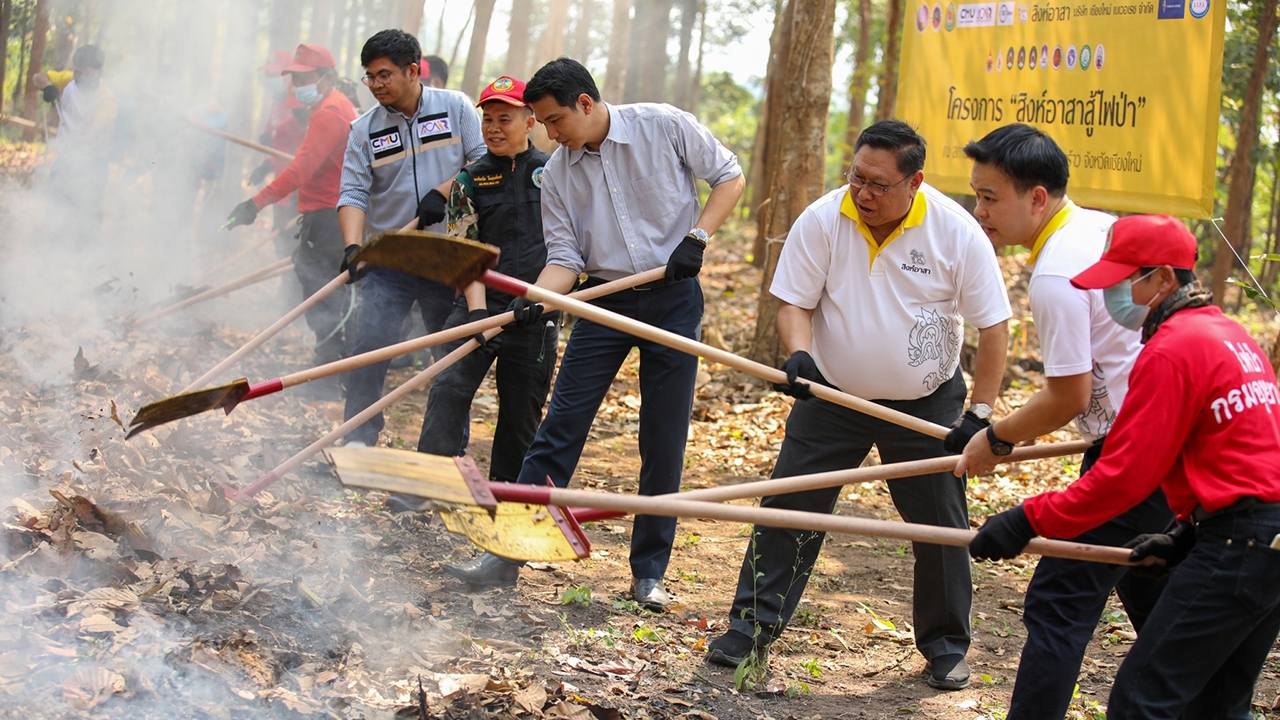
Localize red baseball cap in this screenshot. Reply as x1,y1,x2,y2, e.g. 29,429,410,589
1071,215,1198,290
282,44,336,74
260,50,293,73
477,76,527,107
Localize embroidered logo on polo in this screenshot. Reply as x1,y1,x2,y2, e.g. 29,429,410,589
369,126,403,160
902,248,932,275
416,112,453,143
531,167,544,188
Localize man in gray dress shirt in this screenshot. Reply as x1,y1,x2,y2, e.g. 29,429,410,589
443,58,745,610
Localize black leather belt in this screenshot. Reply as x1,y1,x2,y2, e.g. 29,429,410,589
1192,497,1280,523
581,274,687,292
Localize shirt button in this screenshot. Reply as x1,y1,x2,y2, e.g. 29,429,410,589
613,188,618,192
630,244,635,248
621,215,626,220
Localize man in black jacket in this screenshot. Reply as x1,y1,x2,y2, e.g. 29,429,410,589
416,76,560,505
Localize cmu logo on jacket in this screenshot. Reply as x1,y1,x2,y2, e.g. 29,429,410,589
370,127,403,160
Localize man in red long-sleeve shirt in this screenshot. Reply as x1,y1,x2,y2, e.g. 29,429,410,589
227,43,358,395
969,214,1280,720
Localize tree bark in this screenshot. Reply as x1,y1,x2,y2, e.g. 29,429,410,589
672,0,697,108
1212,0,1280,305
0,0,12,115
461,0,497,97
449,1,477,70
748,0,837,366
747,0,788,262
403,0,425,35
843,0,873,166
21,0,50,140
638,0,673,100
622,0,649,100
534,0,571,69
874,0,902,121
689,1,705,113
507,0,532,77
269,0,304,56
570,0,594,60
1265,125,1280,289
602,0,632,98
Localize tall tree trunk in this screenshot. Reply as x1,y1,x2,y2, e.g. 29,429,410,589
874,0,902,121
534,0,570,68
843,0,873,165
1211,0,1280,305
570,0,594,59
312,0,335,49
622,0,649,100
436,0,448,54
51,0,81,70
461,0,497,97
602,0,632,98
11,5,30,110
1265,126,1280,289
672,0,697,108
449,1,476,70
0,0,12,115
403,0,424,35
269,0,304,54
507,0,532,76
689,1,705,113
748,0,836,365
747,0,787,261
638,0,672,100
329,0,347,69
21,0,50,140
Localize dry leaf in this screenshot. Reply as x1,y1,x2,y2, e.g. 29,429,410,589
62,666,125,709
545,700,593,720
514,684,547,716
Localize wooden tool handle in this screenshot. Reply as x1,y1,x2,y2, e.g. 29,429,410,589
501,273,948,439
679,440,1093,503
183,272,350,392
187,119,294,161
277,267,670,389
134,258,294,326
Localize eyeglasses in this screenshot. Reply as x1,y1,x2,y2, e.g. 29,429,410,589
845,170,912,198
361,69,405,87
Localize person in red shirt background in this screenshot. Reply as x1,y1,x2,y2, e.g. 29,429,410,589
969,214,1280,719
226,43,358,397
249,50,308,238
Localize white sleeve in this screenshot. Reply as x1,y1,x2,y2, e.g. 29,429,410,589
954,228,1012,329
1029,274,1095,377
769,208,829,310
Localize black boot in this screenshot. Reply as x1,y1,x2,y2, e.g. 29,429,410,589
443,552,520,587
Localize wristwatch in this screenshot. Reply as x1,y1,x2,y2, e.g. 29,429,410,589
688,228,709,245
968,403,992,421
986,424,1014,456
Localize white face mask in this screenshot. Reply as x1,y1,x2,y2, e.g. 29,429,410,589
1102,268,1160,330
294,82,322,106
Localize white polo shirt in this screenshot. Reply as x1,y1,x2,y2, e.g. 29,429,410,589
1027,203,1140,441
771,183,1011,401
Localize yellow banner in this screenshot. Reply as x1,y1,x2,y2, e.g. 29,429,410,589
896,0,1226,218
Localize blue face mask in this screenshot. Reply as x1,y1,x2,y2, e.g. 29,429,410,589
294,82,321,106
1103,269,1158,330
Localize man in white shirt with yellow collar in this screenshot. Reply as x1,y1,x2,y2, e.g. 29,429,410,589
707,120,1011,691
955,123,1172,720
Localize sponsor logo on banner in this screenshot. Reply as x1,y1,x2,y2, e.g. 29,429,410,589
997,1,1015,25
1018,2,1028,21
1006,47,1015,69
1017,46,1026,69
1189,0,1208,17
1158,0,1185,18
945,3,957,30
956,3,995,26
1079,44,1092,71
1052,45,1062,68
1065,44,1077,69
1029,45,1038,68
1094,44,1105,69
932,3,943,29
1040,44,1049,68
986,51,994,72
917,3,929,31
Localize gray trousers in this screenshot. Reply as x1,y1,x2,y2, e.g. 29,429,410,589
727,368,971,661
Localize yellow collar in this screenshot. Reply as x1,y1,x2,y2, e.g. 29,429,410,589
842,188,928,269
1027,200,1077,265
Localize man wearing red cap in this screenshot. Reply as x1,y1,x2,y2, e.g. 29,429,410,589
248,50,307,235
226,43,358,395
407,76,559,525
969,214,1280,719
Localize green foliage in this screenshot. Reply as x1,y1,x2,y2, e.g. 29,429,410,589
561,585,592,606
699,71,760,191
799,657,823,678
632,624,665,643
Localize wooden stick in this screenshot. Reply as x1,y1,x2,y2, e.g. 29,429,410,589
186,119,294,161
1,114,38,130
133,258,294,326
183,272,350,391
493,274,949,439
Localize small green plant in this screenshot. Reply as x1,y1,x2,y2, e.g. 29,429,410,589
799,658,822,678
633,625,665,643
683,532,701,546
1101,609,1127,624
732,649,769,690
561,585,592,606
980,673,1006,686
785,682,810,697
794,606,826,628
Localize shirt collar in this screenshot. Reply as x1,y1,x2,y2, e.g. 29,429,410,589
568,102,626,165
841,187,929,269
1027,200,1078,265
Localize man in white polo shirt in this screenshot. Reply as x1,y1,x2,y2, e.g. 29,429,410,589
955,124,1172,720
707,120,1011,691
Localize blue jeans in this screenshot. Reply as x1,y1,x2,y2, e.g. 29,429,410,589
514,278,702,579
342,267,458,445
1106,505,1280,720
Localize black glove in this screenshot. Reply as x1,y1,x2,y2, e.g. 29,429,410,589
466,308,493,348
1126,520,1196,567
970,506,1037,561
944,410,991,454
225,199,259,229
248,160,273,186
416,189,448,229
340,244,368,284
506,297,544,328
664,234,705,282
41,85,59,103
771,350,820,400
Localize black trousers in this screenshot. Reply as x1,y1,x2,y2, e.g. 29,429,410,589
727,368,972,661
1007,442,1173,720
417,299,560,482
1107,505,1280,720
291,208,352,364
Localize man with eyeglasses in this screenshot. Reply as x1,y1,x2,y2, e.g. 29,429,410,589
336,29,485,447
707,119,1011,692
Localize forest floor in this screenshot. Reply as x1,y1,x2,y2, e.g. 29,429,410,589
1,157,1280,718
